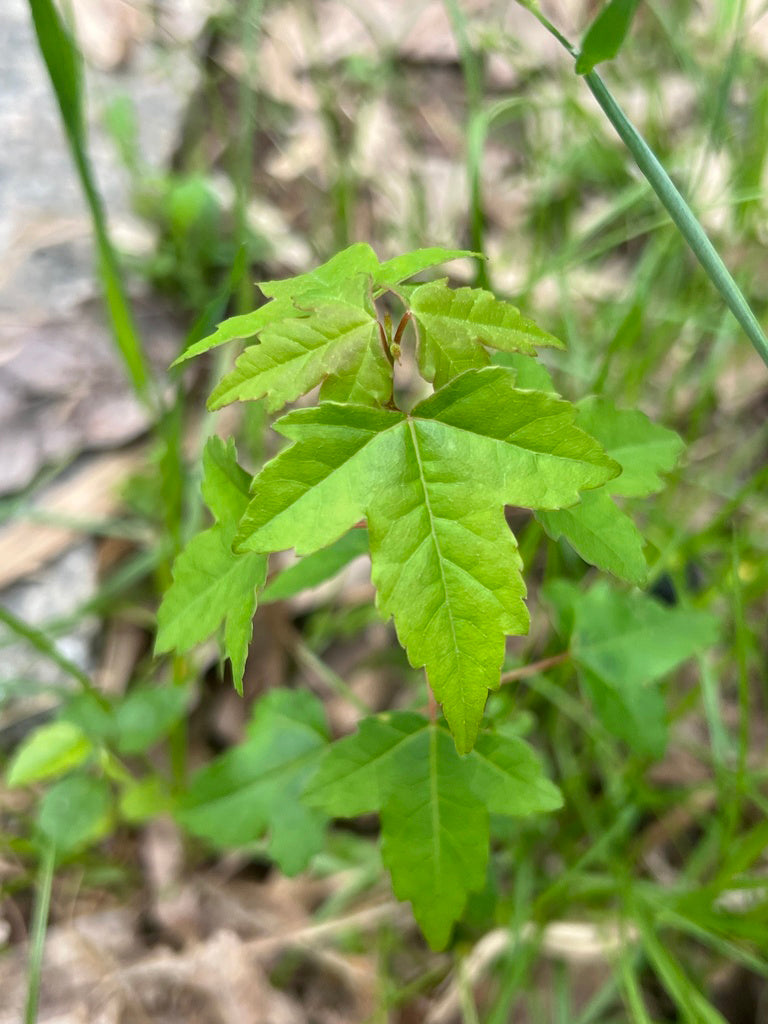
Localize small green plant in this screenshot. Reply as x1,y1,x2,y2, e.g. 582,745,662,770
150,243,715,947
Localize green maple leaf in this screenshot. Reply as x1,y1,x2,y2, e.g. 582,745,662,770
571,582,719,756
537,398,684,584
410,282,564,388
235,367,619,751
177,690,329,874
304,712,561,948
155,437,267,694
207,302,391,412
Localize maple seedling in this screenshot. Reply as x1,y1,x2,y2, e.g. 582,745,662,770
157,243,688,946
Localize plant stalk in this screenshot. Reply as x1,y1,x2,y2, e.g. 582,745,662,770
25,841,56,1024
519,1,768,370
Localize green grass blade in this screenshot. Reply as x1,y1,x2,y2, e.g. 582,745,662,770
27,0,153,403
638,919,728,1024
0,605,106,704
24,841,56,1024
582,69,768,369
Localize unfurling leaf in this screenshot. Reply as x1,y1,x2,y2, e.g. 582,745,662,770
236,367,619,751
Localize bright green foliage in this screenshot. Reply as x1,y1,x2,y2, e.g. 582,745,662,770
410,282,563,387
200,433,255,521
176,690,328,874
259,242,379,300
119,776,171,824
494,350,557,392
174,298,307,365
37,774,113,853
6,722,92,787
571,582,719,756
175,243,475,366
375,247,476,290
576,0,641,75
209,298,390,412
538,398,683,583
261,529,369,604
154,245,691,947
156,437,267,693
305,712,561,948
236,367,619,751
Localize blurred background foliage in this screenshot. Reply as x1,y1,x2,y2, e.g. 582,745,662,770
1,0,768,1021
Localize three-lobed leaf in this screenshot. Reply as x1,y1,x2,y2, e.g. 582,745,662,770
236,367,619,751
209,300,391,412
305,712,561,948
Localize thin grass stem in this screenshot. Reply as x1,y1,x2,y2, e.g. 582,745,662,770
519,1,768,369
24,841,56,1024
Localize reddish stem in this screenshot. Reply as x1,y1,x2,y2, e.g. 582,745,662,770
499,651,570,686
393,310,412,349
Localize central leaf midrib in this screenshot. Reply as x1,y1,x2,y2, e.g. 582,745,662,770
406,419,463,693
